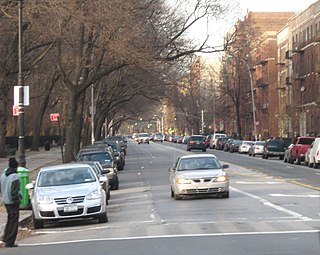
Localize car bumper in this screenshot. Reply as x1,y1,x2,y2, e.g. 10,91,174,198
32,198,106,220
174,182,229,195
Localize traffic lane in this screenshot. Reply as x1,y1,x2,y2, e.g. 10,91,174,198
162,142,320,190
208,148,320,190
153,165,319,230
130,142,319,231
5,231,320,255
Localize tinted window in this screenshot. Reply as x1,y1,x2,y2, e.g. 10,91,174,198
77,152,112,164
190,136,205,141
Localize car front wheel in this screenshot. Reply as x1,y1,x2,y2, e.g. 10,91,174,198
97,212,108,223
33,213,44,229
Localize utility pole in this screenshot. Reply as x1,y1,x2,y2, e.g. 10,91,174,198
17,0,26,167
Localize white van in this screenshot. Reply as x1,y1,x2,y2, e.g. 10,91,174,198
209,133,227,149
307,137,320,168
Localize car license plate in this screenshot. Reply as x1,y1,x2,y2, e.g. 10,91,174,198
63,205,78,212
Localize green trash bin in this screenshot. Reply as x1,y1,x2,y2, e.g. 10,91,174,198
17,166,30,208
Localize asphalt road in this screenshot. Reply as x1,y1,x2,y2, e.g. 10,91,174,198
3,140,319,255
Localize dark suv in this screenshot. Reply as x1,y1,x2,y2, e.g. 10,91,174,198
262,139,285,160
186,135,207,152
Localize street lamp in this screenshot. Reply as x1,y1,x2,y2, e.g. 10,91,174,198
17,0,26,167
240,59,257,141
227,55,257,140
90,84,95,144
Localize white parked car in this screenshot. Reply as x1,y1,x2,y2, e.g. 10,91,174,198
306,138,320,168
239,141,254,154
26,163,108,229
248,141,266,156
169,154,229,200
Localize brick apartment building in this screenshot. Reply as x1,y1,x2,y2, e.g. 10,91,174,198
222,12,294,139
287,1,320,137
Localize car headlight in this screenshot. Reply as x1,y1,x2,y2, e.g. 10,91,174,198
37,196,54,204
176,178,192,184
87,190,101,200
216,176,228,182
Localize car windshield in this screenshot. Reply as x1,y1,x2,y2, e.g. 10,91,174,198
177,157,221,170
38,167,96,187
139,133,149,137
77,152,112,164
256,141,265,146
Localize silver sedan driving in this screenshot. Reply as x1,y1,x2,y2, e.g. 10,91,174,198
169,154,229,200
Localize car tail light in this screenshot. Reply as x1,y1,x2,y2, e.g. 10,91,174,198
201,142,206,145
189,141,195,145
317,150,319,156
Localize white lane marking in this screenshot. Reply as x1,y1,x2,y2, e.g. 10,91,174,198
141,166,144,169
270,194,320,198
230,187,312,221
20,229,320,246
236,181,283,184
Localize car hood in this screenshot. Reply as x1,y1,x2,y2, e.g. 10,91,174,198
176,169,226,178
35,182,98,197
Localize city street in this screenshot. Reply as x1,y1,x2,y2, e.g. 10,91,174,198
2,140,319,255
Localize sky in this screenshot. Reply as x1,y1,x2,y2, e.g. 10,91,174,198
189,0,318,52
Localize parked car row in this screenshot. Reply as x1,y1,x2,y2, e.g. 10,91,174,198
26,135,128,229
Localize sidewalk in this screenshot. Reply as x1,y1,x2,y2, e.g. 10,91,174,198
0,147,63,233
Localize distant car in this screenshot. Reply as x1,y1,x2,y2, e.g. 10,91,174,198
283,144,294,163
186,135,207,152
94,140,125,171
169,154,229,200
26,163,108,229
262,139,285,160
248,141,266,156
75,150,119,190
137,133,150,144
216,137,229,150
238,141,254,154
229,140,243,153
209,133,227,149
153,133,164,142
204,135,213,148
223,139,234,152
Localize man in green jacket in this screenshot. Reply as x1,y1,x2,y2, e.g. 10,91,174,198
0,158,21,248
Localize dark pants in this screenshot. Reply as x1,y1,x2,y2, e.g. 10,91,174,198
4,204,19,247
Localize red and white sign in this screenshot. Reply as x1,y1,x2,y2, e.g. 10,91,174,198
50,113,60,122
13,105,21,116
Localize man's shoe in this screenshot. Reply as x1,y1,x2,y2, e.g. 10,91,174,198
5,244,18,248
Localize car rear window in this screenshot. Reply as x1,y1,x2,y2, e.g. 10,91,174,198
299,138,315,145
190,136,205,141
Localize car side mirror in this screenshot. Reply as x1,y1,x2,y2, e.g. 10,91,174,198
26,182,34,190
222,164,229,169
169,167,175,172
101,169,110,174
99,176,108,183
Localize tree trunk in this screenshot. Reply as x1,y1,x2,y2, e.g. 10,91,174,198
64,88,78,163
74,94,85,154
0,98,8,157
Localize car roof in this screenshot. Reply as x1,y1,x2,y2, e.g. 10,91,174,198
39,163,94,172
179,154,218,160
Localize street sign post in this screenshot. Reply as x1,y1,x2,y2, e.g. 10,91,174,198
50,113,60,122
50,113,64,163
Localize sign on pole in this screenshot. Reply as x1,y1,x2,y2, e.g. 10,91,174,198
13,105,21,116
14,86,29,106
50,113,60,122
